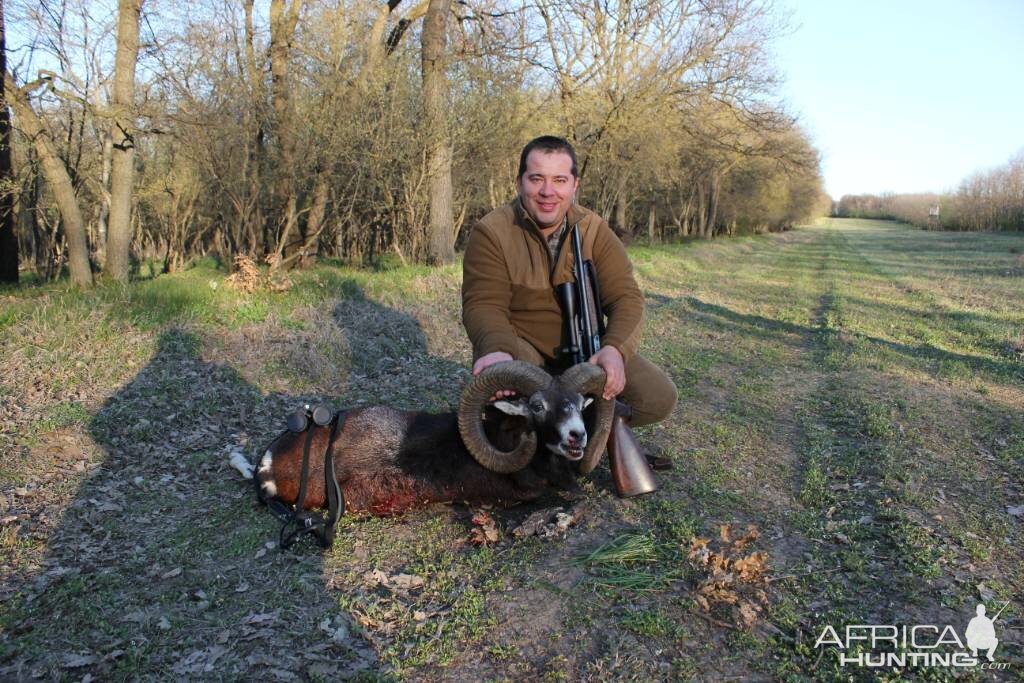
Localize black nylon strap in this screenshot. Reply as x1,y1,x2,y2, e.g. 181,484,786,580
296,422,317,513
279,410,347,550
319,413,345,548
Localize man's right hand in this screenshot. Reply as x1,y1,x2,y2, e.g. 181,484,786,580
472,351,516,401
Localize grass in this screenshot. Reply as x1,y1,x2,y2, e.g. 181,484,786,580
1,218,1023,680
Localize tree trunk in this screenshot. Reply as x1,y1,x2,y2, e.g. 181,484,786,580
694,180,706,238
104,0,143,281
95,127,112,266
647,204,656,244
268,0,302,270
706,173,720,238
0,0,17,283
294,166,329,269
243,0,265,256
4,74,92,285
614,173,628,237
422,0,453,265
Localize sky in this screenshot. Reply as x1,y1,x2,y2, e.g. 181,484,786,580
775,0,1024,199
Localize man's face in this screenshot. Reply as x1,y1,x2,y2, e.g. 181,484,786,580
516,150,579,231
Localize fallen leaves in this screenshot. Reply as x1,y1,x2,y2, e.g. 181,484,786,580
61,653,98,668
225,255,292,293
241,610,280,625
224,256,261,293
361,569,425,592
318,615,350,643
689,524,770,630
469,510,500,545
173,645,228,676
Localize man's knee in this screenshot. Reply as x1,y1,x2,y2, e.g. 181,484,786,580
620,355,677,428
473,337,546,367
510,337,546,366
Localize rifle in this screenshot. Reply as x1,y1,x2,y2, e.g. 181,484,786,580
557,223,658,498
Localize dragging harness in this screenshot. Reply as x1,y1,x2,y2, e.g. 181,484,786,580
265,404,347,550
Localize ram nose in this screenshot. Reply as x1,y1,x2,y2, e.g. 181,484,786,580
564,430,587,461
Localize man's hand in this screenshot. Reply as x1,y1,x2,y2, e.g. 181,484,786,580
588,345,625,400
472,351,516,402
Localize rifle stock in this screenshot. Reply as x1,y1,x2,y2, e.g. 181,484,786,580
608,401,658,497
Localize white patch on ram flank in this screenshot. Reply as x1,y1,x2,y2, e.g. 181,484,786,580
258,450,277,497
258,451,273,474
228,450,255,479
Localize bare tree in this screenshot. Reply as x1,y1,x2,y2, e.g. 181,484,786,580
422,0,453,264
4,74,92,285
2,0,838,279
103,0,142,281
267,0,302,270
0,0,17,283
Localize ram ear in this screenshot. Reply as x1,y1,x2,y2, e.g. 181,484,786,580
582,397,594,410
492,398,530,417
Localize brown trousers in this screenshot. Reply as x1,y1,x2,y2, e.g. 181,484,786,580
508,338,677,428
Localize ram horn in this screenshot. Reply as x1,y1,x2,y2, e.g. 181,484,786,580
457,360,552,473
558,362,614,474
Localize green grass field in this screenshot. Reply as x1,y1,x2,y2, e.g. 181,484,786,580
1,218,1022,680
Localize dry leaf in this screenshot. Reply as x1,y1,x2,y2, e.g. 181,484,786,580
688,524,771,629
734,552,769,581
61,653,98,668
732,525,761,550
363,569,389,586
390,573,425,590
241,611,279,625
469,509,500,545
688,537,710,561
512,510,549,537
738,601,761,628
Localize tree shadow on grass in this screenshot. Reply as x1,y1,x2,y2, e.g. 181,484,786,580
679,297,1024,385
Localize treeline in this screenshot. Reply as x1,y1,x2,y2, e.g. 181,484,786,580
834,150,1024,231
1,0,828,285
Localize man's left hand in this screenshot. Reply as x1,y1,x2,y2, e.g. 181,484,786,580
587,345,625,400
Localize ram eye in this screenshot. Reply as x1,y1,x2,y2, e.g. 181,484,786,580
529,399,546,414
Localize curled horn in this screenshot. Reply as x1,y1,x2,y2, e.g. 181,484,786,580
457,361,552,473
559,363,614,474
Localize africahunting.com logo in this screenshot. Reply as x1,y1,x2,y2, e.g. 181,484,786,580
814,602,1011,670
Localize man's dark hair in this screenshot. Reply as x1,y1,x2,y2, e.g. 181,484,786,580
518,136,578,179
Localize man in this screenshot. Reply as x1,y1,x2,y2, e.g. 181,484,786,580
461,135,677,430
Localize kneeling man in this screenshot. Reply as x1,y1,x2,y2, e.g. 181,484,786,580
462,135,677,432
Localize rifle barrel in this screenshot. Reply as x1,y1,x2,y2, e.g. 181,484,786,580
571,224,600,358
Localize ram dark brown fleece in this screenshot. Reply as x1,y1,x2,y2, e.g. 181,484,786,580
260,404,584,516
253,362,612,516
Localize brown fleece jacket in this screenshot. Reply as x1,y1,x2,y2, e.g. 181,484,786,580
462,199,644,364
